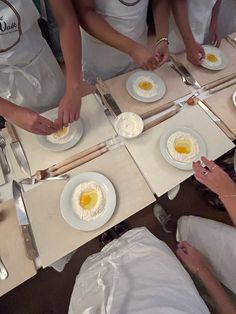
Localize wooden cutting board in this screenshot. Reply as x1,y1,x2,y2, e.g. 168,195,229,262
0,199,36,297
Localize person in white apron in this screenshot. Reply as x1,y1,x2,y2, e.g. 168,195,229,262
0,0,82,135
169,0,221,65
75,0,170,83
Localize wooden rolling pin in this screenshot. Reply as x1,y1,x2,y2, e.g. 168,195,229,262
143,106,180,131
203,73,236,91
49,142,106,172
141,101,175,120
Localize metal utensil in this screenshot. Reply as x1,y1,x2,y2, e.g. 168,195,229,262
0,135,10,174
0,257,8,280
21,173,69,185
169,62,191,86
12,180,38,260
96,79,122,117
6,123,31,178
169,57,201,89
197,99,236,140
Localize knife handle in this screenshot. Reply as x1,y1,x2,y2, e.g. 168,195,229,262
21,225,38,261
215,120,236,141
6,122,19,143
141,101,175,119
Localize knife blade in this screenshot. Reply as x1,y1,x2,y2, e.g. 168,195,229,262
6,122,31,178
96,79,122,117
12,180,38,260
197,99,236,140
170,56,201,89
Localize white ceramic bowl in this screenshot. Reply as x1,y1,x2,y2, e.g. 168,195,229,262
232,91,236,108
114,112,144,139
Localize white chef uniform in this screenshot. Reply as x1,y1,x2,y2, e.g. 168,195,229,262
82,0,149,83
169,0,217,53
0,0,65,113
69,227,210,314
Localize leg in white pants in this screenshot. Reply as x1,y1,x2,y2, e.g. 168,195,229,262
177,216,236,294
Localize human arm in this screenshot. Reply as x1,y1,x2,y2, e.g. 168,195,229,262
193,156,236,227
75,0,158,70
0,97,58,135
152,0,170,66
49,0,82,127
177,241,236,314
170,0,205,65
209,0,222,47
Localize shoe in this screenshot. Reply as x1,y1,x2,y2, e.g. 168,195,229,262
99,230,114,248
153,204,172,233
112,221,130,238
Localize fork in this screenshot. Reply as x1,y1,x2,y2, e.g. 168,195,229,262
0,135,10,174
169,63,192,86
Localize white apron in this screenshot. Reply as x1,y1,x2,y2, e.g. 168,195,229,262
82,0,149,83
168,0,216,53
0,0,65,113
69,227,209,314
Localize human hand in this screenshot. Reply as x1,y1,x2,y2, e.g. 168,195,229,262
186,41,205,66
153,41,169,67
176,241,209,274
193,156,236,196
209,18,221,47
130,43,159,71
57,85,81,128
6,105,58,135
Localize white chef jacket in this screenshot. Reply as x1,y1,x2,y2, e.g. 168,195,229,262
82,0,149,83
69,227,210,314
169,0,217,53
0,0,65,113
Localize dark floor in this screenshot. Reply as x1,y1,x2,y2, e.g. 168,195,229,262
0,173,232,314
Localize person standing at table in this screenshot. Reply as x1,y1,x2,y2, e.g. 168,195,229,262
0,0,81,135
169,0,222,65
75,0,170,83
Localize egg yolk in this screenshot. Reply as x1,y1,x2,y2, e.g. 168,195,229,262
79,190,98,210
206,53,218,63
174,139,191,154
138,81,153,91
53,126,68,138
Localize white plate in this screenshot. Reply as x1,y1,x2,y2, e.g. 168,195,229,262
160,127,207,170
126,71,166,103
60,172,116,231
232,91,236,108
201,45,228,71
37,108,84,151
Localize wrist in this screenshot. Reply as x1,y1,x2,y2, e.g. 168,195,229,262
153,37,169,49
218,185,236,199
125,40,140,57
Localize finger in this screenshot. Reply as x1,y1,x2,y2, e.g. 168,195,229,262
75,112,80,121
69,112,75,124
193,161,205,174
194,173,206,183
38,116,58,132
200,46,205,59
57,109,64,129
34,123,55,135
201,157,216,170
62,110,70,127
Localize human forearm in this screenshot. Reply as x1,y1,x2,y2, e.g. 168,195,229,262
198,267,236,314
219,185,236,227
153,0,170,40
77,9,137,55
171,0,195,45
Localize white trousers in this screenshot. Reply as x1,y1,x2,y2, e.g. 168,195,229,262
177,216,236,294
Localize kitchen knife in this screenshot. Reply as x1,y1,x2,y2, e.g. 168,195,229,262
170,56,201,89
12,180,38,261
96,79,122,117
6,122,31,178
197,99,236,140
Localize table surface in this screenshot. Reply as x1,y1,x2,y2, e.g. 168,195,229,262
1,35,236,296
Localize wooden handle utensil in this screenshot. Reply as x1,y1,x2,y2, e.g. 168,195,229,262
141,101,175,120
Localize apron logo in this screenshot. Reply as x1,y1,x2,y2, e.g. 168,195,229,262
0,0,22,52
0,15,17,33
